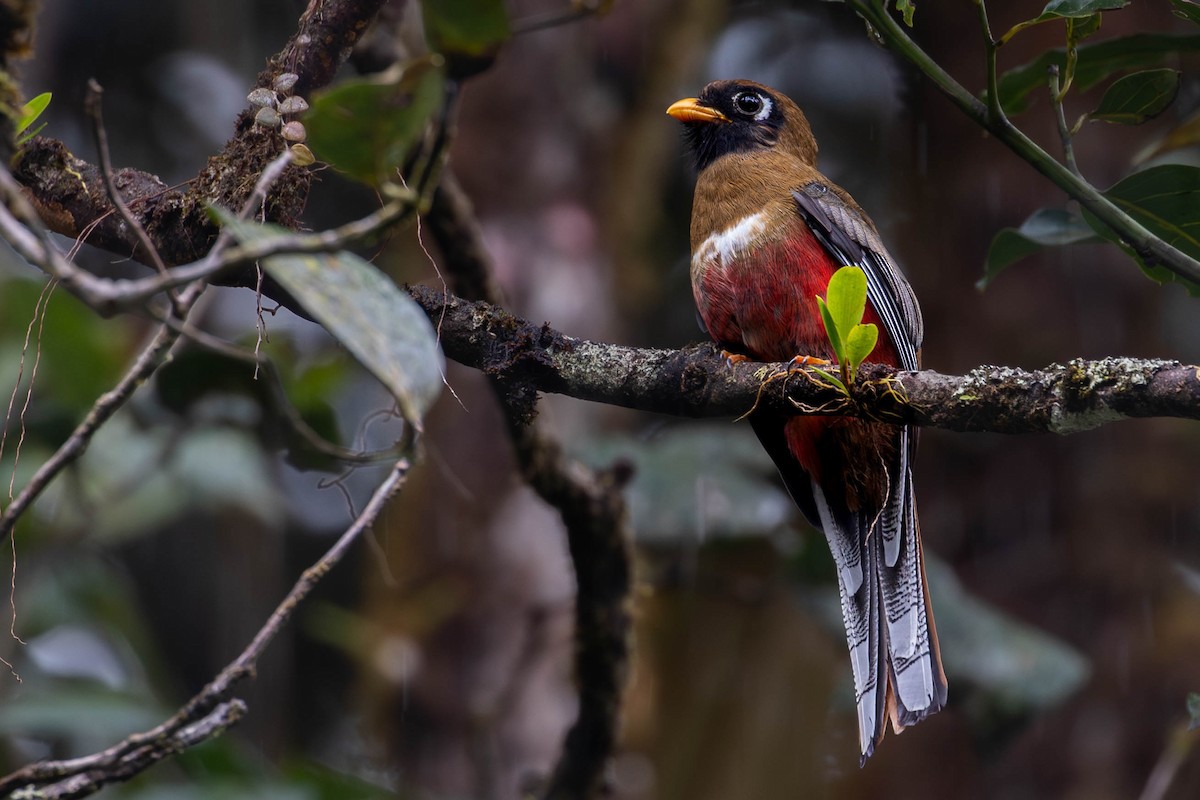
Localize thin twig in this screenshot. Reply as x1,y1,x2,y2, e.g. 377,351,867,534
0,458,411,799
157,314,409,465
1048,65,1082,177
0,285,203,544
975,0,1004,126
0,701,247,800
83,79,181,315
511,1,606,36
0,151,295,544
0,166,417,315
1137,719,1198,800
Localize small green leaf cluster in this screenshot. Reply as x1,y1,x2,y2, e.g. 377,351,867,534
815,266,879,393
981,1,1200,296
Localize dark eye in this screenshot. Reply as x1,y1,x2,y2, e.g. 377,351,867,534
733,92,764,116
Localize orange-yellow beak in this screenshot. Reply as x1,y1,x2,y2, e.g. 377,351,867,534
665,97,729,124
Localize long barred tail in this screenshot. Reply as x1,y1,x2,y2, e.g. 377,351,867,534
812,426,947,762
751,415,946,763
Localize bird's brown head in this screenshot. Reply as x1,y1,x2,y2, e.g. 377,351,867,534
667,79,817,171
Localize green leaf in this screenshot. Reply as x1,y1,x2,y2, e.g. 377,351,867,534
1042,0,1126,16
818,266,874,381
1000,0,1123,44
211,209,445,426
284,761,412,800
843,323,879,379
1091,68,1180,125
1067,12,1102,41
16,91,51,140
1188,692,1200,731
981,207,1102,288
817,267,875,386
995,34,1200,115
41,414,287,541
154,348,346,471
824,266,868,343
1169,0,1200,25
1081,165,1200,295
816,296,843,362
422,0,509,57
304,59,443,187
422,0,510,78
1061,14,1104,94
811,367,847,396
0,278,137,414
894,0,916,26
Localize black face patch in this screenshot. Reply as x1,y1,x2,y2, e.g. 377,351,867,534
681,81,786,171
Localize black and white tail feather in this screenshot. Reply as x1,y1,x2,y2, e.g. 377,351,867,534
784,184,948,762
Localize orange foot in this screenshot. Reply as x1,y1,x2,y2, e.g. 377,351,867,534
720,350,751,365
788,354,832,367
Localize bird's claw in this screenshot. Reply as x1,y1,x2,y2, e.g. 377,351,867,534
720,350,751,365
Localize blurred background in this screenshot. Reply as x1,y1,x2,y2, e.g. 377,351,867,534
2,1,1199,798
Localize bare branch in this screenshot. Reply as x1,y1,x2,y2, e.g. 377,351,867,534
0,458,411,800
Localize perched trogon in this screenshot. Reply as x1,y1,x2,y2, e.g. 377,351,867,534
668,79,947,763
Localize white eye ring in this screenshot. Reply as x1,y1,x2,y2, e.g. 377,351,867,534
733,92,773,122
752,96,772,121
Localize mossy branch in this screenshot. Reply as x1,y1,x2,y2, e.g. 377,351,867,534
409,284,1200,435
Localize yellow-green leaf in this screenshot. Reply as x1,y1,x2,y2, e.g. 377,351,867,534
843,323,879,378
824,266,869,342
816,295,843,362
16,91,51,144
